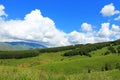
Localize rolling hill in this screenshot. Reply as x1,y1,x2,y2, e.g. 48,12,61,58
0,39,120,80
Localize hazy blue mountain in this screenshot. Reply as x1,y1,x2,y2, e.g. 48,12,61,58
0,42,46,50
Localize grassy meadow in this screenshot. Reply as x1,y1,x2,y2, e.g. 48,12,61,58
0,41,120,80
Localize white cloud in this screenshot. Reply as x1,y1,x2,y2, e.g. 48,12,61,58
96,23,120,42
68,30,95,45
95,37,110,42
68,22,120,45
0,9,70,47
81,23,92,32
68,31,85,44
97,23,111,38
115,32,120,39
114,16,120,21
97,23,120,40
111,24,120,31
111,24,120,38
100,3,120,16
0,4,120,47
0,5,7,16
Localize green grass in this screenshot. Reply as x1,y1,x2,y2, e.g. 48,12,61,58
0,45,120,80
34,54,120,74
0,66,120,80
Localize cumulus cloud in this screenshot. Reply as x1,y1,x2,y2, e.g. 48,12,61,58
0,5,7,16
95,37,110,42
111,24,120,38
100,3,120,16
0,4,120,47
97,23,111,38
0,8,70,47
81,23,92,32
67,30,95,45
97,23,120,41
68,31,85,44
111,24,120,31
114,16,120,21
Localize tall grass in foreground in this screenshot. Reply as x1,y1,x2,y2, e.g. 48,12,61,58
0,66,120,80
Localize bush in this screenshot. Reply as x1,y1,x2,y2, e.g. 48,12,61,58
107,46,116,53
104,51,110,55
88,68,91,73
101,66,105,71
115,63,120,70
117,46,120,54
104,63,112,71
101,63,112,71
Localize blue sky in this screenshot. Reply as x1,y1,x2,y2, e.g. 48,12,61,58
0,0,120,47
0,0,119,32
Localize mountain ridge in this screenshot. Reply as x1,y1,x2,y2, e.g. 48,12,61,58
0,41,46,50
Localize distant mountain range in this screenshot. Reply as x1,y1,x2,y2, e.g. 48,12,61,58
0,42,46,50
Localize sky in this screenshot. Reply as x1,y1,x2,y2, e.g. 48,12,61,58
0,0,120,47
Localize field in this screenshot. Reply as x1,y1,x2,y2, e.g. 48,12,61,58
0,41,120,80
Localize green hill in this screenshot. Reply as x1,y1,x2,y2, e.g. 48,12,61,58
0,39,120,80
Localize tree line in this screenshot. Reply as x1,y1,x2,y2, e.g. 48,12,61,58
37,44,83,53
63,42,110,57
104,45,120,55
63,39,120,57
0,50,39,59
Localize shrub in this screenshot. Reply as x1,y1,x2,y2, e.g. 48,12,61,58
115,63,120,70
88,68,91,73
104,51,110,55
101,66,105,71
104,63,112,71
117,46,120,54
107,46,116,53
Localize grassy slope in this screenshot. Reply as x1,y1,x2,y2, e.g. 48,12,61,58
0,45,120,80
